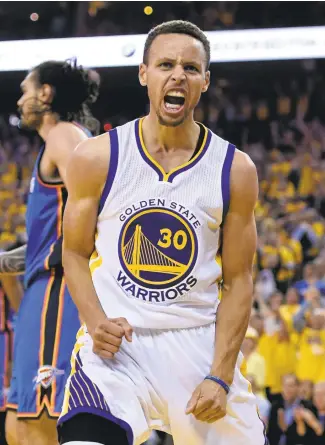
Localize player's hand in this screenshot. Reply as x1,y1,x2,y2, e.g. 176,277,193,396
185,379,227,423
91,317,133,359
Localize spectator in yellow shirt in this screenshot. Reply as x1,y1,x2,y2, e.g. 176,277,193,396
266,320,297,397
268,172,296,201
279,287,301,332
296,312,325,384
241,327,266,397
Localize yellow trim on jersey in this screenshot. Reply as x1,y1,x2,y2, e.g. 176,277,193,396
90,233,103,275
90,253,102,275
61,325,86,416
138,118,208,182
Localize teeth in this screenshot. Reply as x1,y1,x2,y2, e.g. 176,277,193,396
165,103,181,110
167,91,185,98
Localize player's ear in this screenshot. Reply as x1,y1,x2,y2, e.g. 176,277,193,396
202,70,210,93
139,63,147,87
40,83,54,103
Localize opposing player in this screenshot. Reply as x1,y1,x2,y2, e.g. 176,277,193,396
0,59,100,445
59,21,265,445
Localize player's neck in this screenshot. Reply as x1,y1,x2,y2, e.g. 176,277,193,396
37,113,60,141
144,113,199,152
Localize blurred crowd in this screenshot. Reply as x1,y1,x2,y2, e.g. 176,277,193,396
1,1,325,41
0,116,38,251
214,69,325,443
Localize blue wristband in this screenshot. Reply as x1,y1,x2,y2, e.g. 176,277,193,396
204,375,230,394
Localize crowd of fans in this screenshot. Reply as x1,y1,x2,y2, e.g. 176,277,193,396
1,2,325,41
218,66,325,443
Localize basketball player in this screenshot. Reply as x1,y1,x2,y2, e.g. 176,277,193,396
59,21,266,445
0,59,100,445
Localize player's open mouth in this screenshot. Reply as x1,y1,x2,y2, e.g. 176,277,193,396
164,91,185,113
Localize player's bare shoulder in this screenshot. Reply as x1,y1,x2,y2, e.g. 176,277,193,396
66,133,111,197
47,120,85,142
230,149,258,207
46,121,89,163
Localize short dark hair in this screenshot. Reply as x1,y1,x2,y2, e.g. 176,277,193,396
32,58,100,134
282,374,299,386
143,20,210,70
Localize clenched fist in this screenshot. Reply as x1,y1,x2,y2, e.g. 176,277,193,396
186,379,227,423
90,317,133,359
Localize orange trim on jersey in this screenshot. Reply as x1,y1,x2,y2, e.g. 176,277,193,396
43,187,64,270
35,148,64,190
4,332,9,388
8,396,60,419
14,398,61,419
57,187,63,237
0,294,4,331
37,272,55,410
44,242,55,270
6,403,18,410
0,332,9,410
50,277,66,411
36,169,65,189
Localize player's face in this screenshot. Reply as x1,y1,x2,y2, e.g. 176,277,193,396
17,72,44,130
139,34,210,127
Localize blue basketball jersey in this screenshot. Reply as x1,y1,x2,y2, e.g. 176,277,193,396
25,123,91,288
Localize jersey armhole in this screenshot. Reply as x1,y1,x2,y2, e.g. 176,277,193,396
221,143,236,224
98,128,119,214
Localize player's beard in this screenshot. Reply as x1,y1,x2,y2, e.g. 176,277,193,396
20,112,43,131
156,106,190,127
19,98,48,131
157,114,186,127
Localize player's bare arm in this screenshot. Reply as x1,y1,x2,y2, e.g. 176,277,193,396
186,150,258,423
0,245,26,275
63,135,133,359
213,151,258,382
0,275,24,311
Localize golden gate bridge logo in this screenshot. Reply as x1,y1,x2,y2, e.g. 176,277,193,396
119,208,197,289
123,224,187,277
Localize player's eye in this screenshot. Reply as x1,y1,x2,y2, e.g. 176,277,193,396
184,65,199,72
159,62,173,69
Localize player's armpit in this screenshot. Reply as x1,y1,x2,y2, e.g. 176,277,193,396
0,245,27,275
63,135,111,333
210,150,258,384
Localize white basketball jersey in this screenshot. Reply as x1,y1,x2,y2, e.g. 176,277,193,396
91,118,235,329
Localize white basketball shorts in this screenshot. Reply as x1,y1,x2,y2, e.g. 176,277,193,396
58,323,266,445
